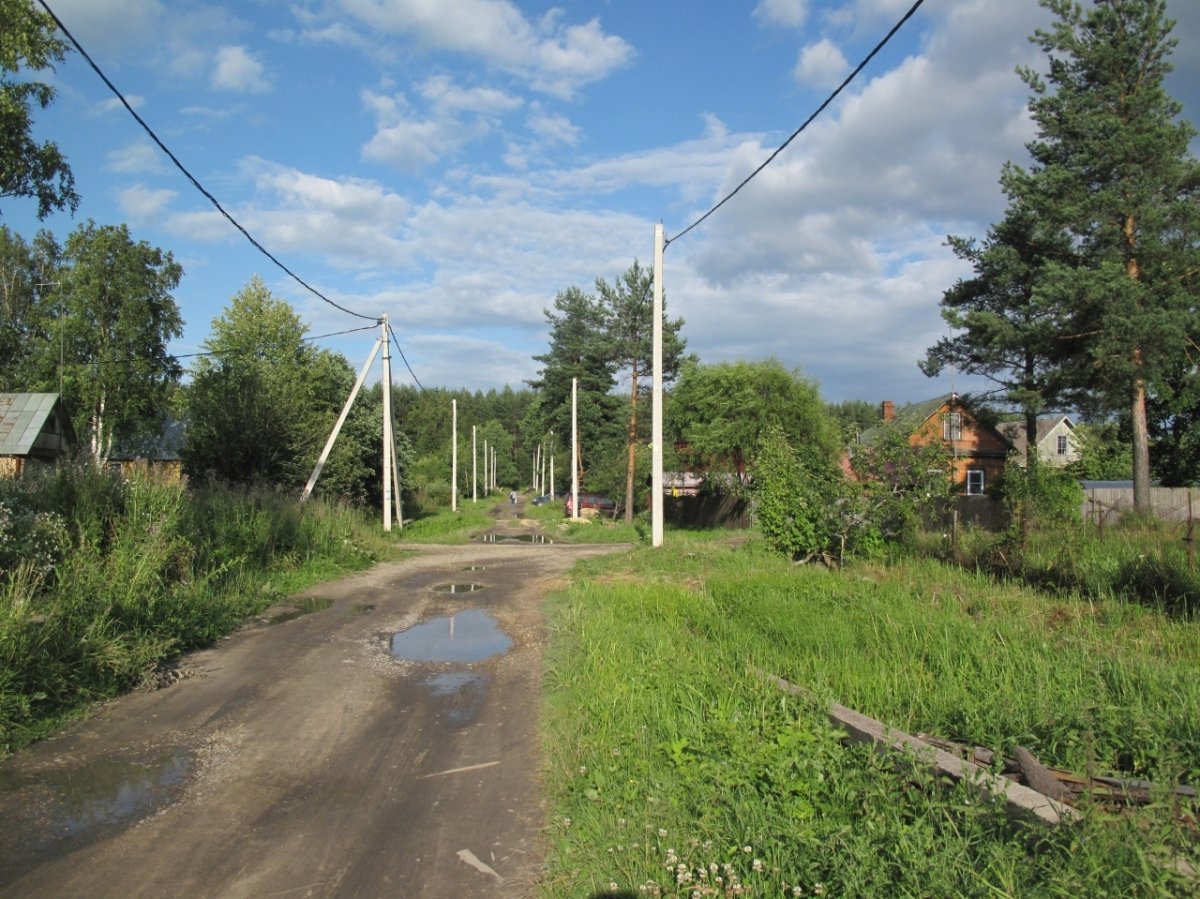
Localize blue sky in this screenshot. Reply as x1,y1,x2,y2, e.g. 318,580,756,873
9,0,1200,404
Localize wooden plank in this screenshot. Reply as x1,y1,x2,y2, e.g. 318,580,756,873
761,672,1076,826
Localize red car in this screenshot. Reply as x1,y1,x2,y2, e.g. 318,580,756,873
564,492,617,517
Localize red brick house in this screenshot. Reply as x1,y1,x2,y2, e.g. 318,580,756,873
851,394,1013,495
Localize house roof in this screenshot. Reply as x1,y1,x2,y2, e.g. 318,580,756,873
0,393,73,456
996,415,1074,451
858,394,955,445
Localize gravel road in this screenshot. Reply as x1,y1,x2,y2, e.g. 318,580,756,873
0,505,625,898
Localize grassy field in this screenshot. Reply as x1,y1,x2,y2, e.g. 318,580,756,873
539,532,1199,897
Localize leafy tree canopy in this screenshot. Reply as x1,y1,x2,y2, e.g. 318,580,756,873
667,358,838,480
0,0,78,219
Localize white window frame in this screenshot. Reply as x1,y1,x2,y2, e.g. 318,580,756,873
943,412,963,441
966,469,985,495
1056,434,1069,455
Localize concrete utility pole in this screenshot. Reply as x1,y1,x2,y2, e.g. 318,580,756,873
382,314,395,531
651,223,664,547
472,425,477,502
451,399,458,512
571,377,579,520
483,439,488,493
302,333,382,504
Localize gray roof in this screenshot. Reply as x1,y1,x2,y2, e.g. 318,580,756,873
0,393,75,457
996,415,1074,450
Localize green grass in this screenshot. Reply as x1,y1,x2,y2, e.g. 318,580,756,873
395,496,500,542
0,465,402,753
540,534,1199,897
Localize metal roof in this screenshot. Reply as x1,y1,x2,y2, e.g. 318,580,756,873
0,393,70,456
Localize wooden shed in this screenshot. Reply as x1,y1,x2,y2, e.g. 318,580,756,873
0,393,77,476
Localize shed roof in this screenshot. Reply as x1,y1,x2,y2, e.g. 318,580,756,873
0,393,69,456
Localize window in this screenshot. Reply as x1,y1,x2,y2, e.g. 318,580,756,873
942,412,963,441
966,469,985,495
1057,434,1069,455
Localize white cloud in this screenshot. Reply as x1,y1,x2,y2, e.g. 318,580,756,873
116,184,178,221
418,75,523,115
794,38,848,89
753,0,811,29
105,141,164,174
335,0,633,97
360,77,519,171
45,0,164,54
211,45,272,93
526,110,580,148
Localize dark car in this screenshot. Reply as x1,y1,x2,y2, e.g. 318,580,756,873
564,492,617,517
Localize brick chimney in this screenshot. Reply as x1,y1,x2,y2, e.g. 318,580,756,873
881,400,895,422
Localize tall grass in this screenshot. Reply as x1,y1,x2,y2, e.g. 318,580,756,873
0,464,397,753
941,515,1199,617
540,535,1199,897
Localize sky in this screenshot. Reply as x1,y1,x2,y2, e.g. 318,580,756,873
8,0,1200,406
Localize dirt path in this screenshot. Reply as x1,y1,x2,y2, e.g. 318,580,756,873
0,502,625,898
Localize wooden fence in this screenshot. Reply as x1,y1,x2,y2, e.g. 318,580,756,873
1082,486,1200,525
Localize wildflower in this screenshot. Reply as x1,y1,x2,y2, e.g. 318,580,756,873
658,828,668,837
752,858,763,872
742,845,753,854
813,885,824,895
610,882,618,891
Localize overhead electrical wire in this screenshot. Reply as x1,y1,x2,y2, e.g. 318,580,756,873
36,0,378,324
387,323,424,391
665,0,927,248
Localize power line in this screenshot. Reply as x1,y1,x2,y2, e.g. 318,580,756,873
36,0,379,324
665,0,927,248
387,324,424,391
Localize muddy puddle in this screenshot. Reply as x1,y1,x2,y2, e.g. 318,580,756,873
389,610,512,664
474,533,553,544
431,582,485,594
0,746,192,872
267,596,334,624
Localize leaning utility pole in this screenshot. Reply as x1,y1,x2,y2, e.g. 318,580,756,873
303,315,402,533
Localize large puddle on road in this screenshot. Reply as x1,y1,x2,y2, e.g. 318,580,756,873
0,746,192,868
474,533,553,544
389,610,512,664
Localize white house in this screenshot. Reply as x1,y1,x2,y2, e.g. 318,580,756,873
997,415,1080,468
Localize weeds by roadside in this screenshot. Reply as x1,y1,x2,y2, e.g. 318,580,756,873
0,464,398,754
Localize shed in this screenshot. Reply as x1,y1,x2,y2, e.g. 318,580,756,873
108,418,187,482
0,393,77,476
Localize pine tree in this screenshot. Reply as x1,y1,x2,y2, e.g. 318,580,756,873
1003,0,1200,510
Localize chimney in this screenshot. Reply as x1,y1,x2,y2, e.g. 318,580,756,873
881,400,895,422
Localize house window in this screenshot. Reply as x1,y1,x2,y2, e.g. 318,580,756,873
942,412,963,441
1056,435,1068,455
966,469,985,495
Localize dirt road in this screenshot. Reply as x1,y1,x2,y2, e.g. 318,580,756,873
0,504,625,898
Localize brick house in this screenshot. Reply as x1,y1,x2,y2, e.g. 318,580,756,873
853,394,1013,495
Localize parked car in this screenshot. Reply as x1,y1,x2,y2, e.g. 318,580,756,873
564,492,617,517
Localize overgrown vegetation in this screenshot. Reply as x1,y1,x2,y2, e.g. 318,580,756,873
541,535,1199,897
0,463,397,753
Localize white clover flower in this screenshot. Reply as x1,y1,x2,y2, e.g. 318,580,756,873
752,858,763,872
